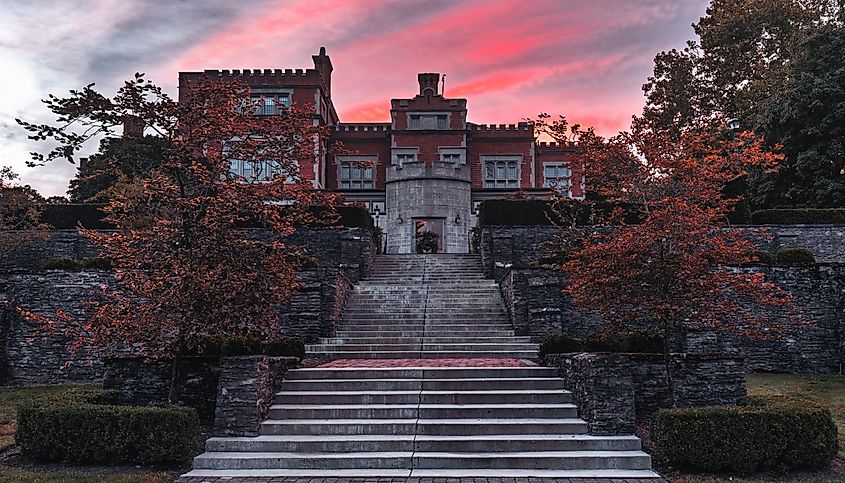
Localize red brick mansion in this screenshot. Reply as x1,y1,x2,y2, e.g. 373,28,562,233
179,48,584,253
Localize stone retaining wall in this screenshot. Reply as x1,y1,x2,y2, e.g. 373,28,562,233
213,356,298,436
504,263,844,373
1,268,352,386
547,352,746,435
481,225,845,278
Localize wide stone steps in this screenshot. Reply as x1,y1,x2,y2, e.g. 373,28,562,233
184,255,657,479
188,364,657,478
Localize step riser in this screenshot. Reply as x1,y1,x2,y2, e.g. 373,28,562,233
308,345,538,352
305,352,539,359
333,331,517,337
286,368,558,379
206,439,640,453
193,455,651,471
274,393,570,405
320,337,531,343
259,421,588,436
280,379,565,391
268,407,578,419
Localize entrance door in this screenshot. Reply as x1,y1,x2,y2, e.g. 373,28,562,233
414,218,444,253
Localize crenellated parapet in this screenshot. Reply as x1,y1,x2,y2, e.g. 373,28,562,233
335,124,391,132
468,122,531,131
202,68,320,78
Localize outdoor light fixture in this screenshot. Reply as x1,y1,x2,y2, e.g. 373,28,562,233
473,206,480,216
455,214,462,224
397,215,404,224
728,118,741,131
373,207,381,216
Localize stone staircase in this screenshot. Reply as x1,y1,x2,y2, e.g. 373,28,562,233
184,254,659,479
307,254,537,359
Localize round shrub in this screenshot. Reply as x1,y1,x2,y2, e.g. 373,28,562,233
652,395,838,474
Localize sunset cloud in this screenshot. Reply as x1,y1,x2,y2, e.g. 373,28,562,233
1,0,709,196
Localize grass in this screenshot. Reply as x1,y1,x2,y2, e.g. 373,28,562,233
663,372,845,482
746,372,845,458
0,385,178,482
0,467,174,483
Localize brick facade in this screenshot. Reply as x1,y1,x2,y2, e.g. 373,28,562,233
180,48,585,253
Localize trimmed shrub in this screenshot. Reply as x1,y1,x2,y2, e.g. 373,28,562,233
539,331,665,357
264,336,306,358
478,200,558,226
336,205,373,228
754,247,816,265
191,335,305,358
751,208,845,225
16,388,198,466
41,257,113,270
774,247,815,264
40,204,113,229
538,333,583,358
652,395,838,474
585,331,666,354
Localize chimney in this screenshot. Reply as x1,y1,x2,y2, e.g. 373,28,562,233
418,73,440,96
312,46,333,96
123,115,144,138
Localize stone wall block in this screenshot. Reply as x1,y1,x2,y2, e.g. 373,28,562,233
102,356,173,406
213,355,298,437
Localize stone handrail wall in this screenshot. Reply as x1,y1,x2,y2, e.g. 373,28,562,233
546,352,746,435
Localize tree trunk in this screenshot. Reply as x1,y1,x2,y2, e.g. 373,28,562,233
664,324,674,408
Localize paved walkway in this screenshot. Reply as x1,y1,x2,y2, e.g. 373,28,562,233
177,477,667,483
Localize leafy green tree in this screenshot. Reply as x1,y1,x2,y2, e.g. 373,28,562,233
641,0,844,208
68,135,166,202
749,25,845,207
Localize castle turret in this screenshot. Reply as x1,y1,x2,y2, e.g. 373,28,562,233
417,73,440,96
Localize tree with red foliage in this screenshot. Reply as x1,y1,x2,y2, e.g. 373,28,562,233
537,116,792,396
17,74,339,358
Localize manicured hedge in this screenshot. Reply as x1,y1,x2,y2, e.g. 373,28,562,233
538,331,665,358
16,389,198,466
755,247,815,265
40,204,113,229
41,257,113,270
191,335,305,358
751,208,845,225
478,200,560,226
652,395,838,474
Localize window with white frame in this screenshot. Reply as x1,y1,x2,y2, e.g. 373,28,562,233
483,158,520,188
251,93,290,115
339,161,374,190
409,114,448,130
543,163,572,191
229,159,289,182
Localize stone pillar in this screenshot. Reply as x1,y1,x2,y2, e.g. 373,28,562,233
385,162,471,254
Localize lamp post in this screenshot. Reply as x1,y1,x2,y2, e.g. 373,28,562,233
728,118,741,138
373,206,381,229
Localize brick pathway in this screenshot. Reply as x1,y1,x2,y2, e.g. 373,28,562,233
317,358,538,368
177,478,667,483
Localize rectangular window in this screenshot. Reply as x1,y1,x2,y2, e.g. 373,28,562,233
408,114,448,130
543,163,572,191
251,93,290,115
484,159,520,189
396,153,417,164
339,160,375,190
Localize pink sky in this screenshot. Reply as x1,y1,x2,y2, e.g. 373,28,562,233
1,0,709,196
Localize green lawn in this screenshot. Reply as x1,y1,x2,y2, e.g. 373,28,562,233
746,372,845,458
0,385,177,483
